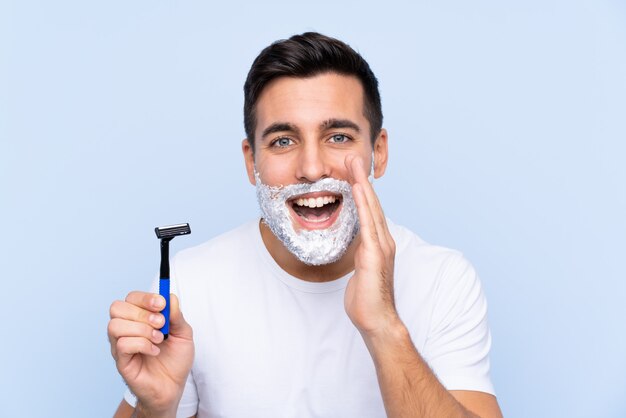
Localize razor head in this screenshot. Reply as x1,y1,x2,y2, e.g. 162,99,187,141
155,223,191,240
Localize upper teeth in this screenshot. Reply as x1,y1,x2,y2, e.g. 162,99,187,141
294,195,337,208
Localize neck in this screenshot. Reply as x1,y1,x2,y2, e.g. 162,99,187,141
259,220,357,282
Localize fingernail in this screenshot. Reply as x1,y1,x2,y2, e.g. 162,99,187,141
152,329,162,340
151,345,160,355
153,297,164,309
149,314,162,326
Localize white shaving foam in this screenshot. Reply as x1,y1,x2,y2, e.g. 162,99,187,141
254,172,359,266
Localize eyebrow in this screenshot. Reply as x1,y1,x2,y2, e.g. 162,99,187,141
320,118,361,133
260,118,361,140
261,122,300,139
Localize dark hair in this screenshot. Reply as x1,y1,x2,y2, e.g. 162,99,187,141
243,32,383,152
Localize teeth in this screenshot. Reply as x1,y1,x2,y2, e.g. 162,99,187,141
294,195,337,208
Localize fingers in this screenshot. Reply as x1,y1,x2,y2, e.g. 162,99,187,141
108,291,167,360
109,299,165,329
108,318,164,345
345,156,381,220
344,154,364,183
346,155,395,254
115,336,161,369
352,182,381,253
125,291,166,312
344,154,370,186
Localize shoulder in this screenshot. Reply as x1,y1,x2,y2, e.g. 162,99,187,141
388,219,481,309
173,220,260,266
387,219,471,275
168,219,263,290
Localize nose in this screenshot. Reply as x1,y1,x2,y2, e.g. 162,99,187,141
295,141,330,183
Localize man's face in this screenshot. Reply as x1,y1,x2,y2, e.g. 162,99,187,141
243,72,388,264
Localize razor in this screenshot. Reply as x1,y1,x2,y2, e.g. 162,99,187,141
154,223,191,339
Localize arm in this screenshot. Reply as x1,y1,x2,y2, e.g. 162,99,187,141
363,319,501,418
344,155,502,418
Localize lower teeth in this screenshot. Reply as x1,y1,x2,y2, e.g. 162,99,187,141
301,214,330,223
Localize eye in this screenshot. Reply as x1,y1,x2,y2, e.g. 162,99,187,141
329,134,350,144
272,137,294,148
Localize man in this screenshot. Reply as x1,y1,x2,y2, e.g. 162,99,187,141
109,32,503,418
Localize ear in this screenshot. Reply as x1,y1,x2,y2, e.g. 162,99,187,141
373,128,389,179
242,138,256,185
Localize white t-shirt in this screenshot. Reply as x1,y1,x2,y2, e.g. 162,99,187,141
125,219,495,417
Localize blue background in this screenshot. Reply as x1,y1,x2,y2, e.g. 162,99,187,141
1,1,625,417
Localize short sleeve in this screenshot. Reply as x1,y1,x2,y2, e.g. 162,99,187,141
123,387,137,408
423,253,495,395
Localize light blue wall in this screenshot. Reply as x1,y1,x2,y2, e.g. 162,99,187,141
1,1,624,417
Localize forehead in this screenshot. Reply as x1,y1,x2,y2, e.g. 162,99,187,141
254,73,367,134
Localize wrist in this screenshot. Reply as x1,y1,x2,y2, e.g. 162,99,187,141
361,317,409,352
134,400,178,418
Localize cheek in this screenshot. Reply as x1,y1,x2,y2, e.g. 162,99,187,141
328,150,368,179
255,156,296,185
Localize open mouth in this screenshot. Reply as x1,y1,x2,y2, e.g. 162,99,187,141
288,192,342,229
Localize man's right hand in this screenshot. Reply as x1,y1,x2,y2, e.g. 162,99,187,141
108,291,194,417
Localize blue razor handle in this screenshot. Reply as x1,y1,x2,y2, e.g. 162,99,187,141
159,278,170,337
155,223,191,340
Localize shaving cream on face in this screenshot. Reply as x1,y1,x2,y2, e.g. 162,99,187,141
254,171,359,266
